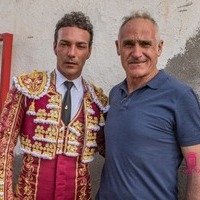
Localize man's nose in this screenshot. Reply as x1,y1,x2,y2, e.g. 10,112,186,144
131,44,142,57
67,46,76,57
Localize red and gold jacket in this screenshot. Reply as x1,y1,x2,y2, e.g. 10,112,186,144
0,70,109,200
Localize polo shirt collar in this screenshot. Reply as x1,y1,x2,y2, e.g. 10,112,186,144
146,69,167,89
120,70,167,92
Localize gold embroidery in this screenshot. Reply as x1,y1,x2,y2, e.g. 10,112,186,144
47,94,61,107
79,164,87,176
0,71,107,199
72,121,84,133
21,137,32,151
20,136,57,158
32,142,43,154
27,100,36,114
87,116,98,126
15,154,39,199
35,108,60,124
17,71,48,96
46,126,58,141
56,143,63,154
82,147,95,162
36,109,47,120
79,178,87,199
56,127,65,154
68,132,78,142
34,125,45,138
85,98,94,112
43,143,56,158
99,112,105,124
0,89,24,199
92,84,108,107
47,110,59,122
86,130,97,146
77,163,91,200
67,145,78,154
34,125,58,143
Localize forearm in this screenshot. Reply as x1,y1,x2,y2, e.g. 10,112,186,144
186,173,200,200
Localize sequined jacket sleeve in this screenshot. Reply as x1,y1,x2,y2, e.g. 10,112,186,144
0,87,25,200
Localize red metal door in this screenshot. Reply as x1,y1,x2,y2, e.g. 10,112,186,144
0,33,13,113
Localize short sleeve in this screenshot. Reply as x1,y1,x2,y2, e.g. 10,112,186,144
175,88,200,146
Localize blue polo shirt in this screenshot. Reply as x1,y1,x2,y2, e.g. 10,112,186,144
96,70,200,200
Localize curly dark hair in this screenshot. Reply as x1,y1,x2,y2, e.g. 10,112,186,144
54,11,93,46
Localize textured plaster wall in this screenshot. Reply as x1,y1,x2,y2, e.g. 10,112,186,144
1,0,200,199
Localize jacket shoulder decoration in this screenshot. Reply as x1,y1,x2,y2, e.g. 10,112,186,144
13,70,51,99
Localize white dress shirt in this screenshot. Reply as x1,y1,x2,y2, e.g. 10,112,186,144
55,69,84,120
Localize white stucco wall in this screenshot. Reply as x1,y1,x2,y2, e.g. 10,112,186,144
1,1,200,198
1,0,200,95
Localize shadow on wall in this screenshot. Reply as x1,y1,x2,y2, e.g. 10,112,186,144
165,28,200,95
165,28,200,200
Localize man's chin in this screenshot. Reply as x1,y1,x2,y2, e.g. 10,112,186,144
129,68,145,75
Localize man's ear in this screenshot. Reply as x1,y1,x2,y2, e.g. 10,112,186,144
86,45,92,59
53,42,57,56
115,40,120,56
157,40,163,57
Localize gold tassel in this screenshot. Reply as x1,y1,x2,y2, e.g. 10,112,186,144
99,112,105,125
28,100,35,114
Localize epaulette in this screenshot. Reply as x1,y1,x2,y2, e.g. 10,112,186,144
85,81,109,113
13,70,51,99
92,84,108,108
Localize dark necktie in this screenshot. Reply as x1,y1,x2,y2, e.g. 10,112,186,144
62,81,74,125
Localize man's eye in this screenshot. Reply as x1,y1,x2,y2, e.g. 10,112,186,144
124,43,133,48
125,44,132,47
78,45,87,49
140,41,151,47
60,43,67,46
